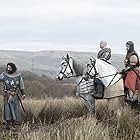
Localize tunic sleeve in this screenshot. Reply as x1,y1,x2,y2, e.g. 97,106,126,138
97,48,111,61
103,49,111,61
102,52,110,60
0,73,4,81
19,76,25,90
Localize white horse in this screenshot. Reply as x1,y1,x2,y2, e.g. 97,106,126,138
57,54,86,80
57,54,125,114
57,54,97,114
86,57,125,110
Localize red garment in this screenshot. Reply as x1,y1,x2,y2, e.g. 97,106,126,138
124,69,140,92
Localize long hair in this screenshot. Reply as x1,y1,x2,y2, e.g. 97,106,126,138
126,41,134,53
6,63,17,74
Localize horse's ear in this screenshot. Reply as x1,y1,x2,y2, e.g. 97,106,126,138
89,57,95,62
89,57,93,62
89,57,96,64
66,53,69,59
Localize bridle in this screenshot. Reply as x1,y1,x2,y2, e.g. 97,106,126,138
59,57,74,78
86,60,98,79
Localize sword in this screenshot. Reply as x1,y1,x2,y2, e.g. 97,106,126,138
5,89,26,113
16,93,25,113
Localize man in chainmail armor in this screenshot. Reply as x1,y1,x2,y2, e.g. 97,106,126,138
0,63,25,130
123,41,140,109
97,40,111,64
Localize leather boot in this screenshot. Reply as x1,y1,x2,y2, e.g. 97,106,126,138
11,120,17,131
5,120,11,130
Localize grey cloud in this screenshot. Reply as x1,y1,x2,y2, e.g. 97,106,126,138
0,0,140,53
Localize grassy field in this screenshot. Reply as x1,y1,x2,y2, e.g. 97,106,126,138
0,95,140,140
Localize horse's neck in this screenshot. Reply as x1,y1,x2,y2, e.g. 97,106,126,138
96,59,116,76
71,57,86,76
95,59,121,87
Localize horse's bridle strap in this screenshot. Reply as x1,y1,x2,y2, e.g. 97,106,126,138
87,64,98,79
59,58,74,78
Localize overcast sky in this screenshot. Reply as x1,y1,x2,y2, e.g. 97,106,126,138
0,0,140,54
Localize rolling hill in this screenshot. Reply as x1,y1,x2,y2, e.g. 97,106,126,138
0,50,125,78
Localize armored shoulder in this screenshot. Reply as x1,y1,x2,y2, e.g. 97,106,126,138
129,54,138,66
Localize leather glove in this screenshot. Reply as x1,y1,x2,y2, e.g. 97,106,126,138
120,69,126,75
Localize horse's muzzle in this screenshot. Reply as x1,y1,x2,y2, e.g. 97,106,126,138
56,73,63,80
57,76,63,80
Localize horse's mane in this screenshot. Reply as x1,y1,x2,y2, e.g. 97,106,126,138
71,57,86,76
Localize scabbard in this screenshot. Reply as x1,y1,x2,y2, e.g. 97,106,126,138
17,94,25,113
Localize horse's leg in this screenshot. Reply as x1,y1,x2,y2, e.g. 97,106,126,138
81,94,96,115
107,96,125,115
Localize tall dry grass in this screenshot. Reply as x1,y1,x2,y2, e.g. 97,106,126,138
0,95,140,140
22,96,87,123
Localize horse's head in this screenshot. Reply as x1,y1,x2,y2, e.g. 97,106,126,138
86,57,98,78
57,54,75,80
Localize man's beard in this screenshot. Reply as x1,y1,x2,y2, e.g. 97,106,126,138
7,70,13,74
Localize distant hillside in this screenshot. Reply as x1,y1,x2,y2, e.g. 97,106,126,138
0,50,125,78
